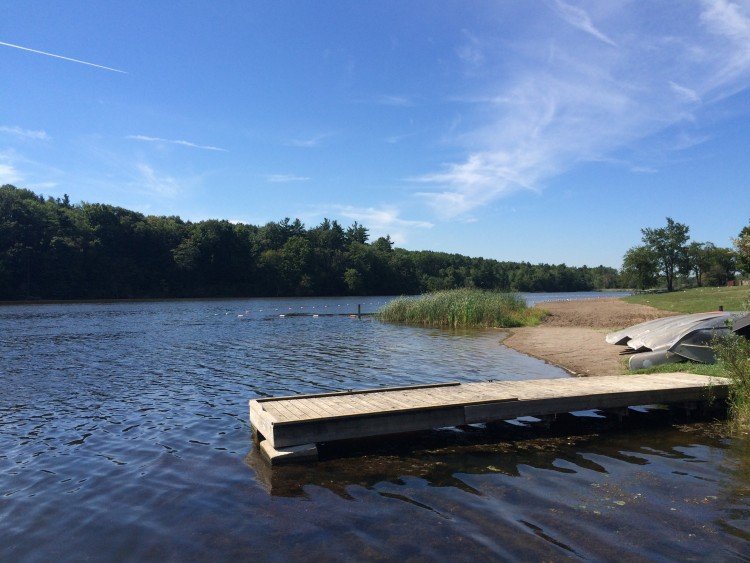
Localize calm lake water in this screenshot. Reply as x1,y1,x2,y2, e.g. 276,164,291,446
2,293,748,560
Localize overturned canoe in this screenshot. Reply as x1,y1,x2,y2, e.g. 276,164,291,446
605,312,750,370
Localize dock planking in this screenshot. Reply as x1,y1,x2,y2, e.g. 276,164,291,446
249,373,728,464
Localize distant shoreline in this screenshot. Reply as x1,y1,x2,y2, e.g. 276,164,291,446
0,289,634,307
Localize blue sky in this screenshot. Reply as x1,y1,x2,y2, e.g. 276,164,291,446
1,1,749,267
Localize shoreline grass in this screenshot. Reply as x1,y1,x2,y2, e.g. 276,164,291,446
714,332,750,432
377,288,546,328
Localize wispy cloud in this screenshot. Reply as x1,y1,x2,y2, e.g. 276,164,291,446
312,204,432,245
456,29,485,66
136,163,180,197
0,149,64,189
552,0,617,47
0,40,126,73
385,132,417,144
699,0,750,92
265,173,310,183
374,95,415,107
127,135,227,152
417,1,750,218
669,81,702,103
0,162,23,185
285,133,334,148
0,125,49,140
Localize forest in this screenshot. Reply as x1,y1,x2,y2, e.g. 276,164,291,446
0,184,621,300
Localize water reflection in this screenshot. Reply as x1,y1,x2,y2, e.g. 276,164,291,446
246,413,750,560
244,407,726,497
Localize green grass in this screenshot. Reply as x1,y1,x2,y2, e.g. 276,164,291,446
629,361,725,377
377,288,547,328
624,286,750,314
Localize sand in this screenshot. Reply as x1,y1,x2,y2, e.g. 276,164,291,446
503,298,676,377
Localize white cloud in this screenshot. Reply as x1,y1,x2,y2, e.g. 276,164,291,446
127,135,227,152
456,29,485,66
552,0,617,47
417,1,750,218
385,132,417,144
699,0,750,91
374,95,415,107
265,174,310,183
136,163,180,197
0,40,126,73
285,133,334,148
669,81,702,103
0,125,49,140
314,204,433,245
0,162,23,184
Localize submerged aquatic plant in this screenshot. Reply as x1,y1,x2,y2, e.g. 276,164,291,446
377,288,546,328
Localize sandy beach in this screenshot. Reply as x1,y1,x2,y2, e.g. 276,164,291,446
504,298,676,376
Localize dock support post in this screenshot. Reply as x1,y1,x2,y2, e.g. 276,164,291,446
602,407,629,425
259,441,319,465
357,304,361,319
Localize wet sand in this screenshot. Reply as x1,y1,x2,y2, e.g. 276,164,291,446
504,298,676,376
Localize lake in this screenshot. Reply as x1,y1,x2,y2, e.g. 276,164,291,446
1,293,748,560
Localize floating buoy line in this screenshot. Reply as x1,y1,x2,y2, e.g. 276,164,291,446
232,301,387,319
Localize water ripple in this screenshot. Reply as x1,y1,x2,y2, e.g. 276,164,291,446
1,296,748,560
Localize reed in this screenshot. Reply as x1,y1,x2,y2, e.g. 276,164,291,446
714,334,750,432
377,288,546,328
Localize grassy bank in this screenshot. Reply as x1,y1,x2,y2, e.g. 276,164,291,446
377,289,546,328
624,286,750,313
629,362,724,377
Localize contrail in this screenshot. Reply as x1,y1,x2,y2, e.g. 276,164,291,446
0,40,126,73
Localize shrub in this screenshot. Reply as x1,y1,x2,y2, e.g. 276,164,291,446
713,308,750,431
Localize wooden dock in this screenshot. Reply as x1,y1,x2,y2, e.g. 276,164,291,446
249,373,728,464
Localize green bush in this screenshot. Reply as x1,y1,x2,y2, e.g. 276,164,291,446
377,288,546,328
714,330,750,432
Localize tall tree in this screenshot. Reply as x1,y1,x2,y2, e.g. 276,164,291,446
735,222,750,276
704,245,736,286
641,217,690,291
684,241,712,287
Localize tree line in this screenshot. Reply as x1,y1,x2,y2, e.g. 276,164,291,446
621,217,750,290
0,185,620,300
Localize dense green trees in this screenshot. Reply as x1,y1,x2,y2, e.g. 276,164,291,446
0,185,620,300
621,245,659,290
621,217,745,291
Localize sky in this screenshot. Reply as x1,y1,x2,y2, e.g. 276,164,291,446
1,0,750,267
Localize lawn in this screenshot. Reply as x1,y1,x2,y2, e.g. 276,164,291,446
624,285,750,314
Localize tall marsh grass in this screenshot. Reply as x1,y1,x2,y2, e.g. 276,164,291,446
714,301,750,431
377,289,546,328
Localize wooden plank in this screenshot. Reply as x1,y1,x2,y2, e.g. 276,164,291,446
254,381,461,403
269,406,468,447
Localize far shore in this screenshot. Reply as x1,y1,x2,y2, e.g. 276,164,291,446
0,289,634,307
